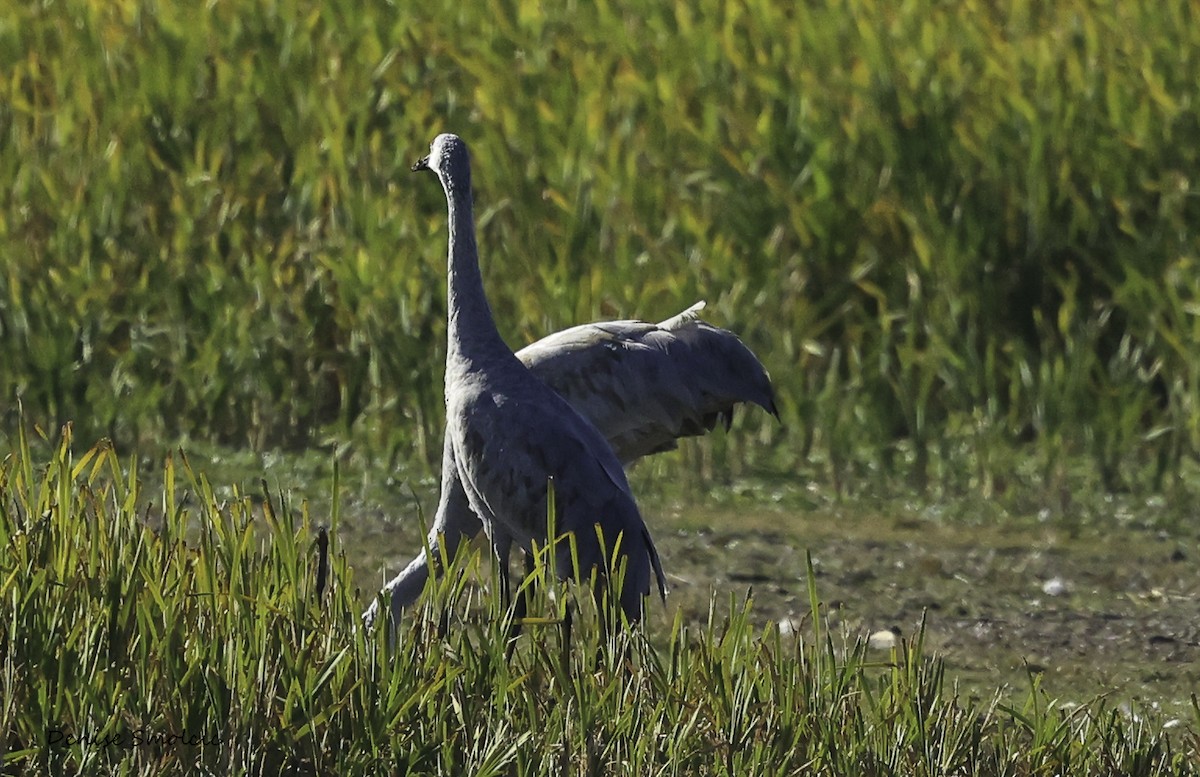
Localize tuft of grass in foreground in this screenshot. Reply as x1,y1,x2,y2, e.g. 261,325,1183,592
2,432,1197,775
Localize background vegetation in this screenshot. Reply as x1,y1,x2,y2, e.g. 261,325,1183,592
2,0,1198,494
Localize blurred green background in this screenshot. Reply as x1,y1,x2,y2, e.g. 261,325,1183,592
2,0,1198,497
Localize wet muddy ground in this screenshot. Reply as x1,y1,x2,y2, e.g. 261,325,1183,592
661,504,1200,718
343,477,1200,720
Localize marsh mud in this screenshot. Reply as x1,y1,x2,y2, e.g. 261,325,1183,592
346,486,1200,718
657,503,1200,717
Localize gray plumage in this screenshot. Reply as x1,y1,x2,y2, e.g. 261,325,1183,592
401,132,667,626
363,302,778,628
521,301,778,463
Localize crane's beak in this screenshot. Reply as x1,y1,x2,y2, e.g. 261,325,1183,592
411,155,430,172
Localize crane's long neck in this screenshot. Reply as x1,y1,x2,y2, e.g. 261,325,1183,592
443,182,510,373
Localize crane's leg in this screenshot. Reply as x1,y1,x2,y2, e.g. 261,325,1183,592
506,553,537,659
486,530,513,615
560,600,573,676
496,554,511,614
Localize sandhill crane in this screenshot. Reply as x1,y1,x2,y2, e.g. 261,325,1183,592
403,132,668,628
363,303,777,629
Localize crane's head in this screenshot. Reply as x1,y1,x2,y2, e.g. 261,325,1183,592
412,133,470,176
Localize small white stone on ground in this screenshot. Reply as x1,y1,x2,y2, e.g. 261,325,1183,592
1041,577,1068,596
868,628,900,650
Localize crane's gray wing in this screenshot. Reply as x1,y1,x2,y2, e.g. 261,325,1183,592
517,301,778,463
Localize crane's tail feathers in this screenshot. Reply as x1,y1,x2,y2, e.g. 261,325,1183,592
656,300,707,330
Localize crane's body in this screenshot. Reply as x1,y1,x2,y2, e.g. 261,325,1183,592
362,305,778,627
410,133,666,624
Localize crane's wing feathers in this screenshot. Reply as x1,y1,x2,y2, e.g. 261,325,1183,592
517,302,778,463
454,383,635,543
450,382,666,611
